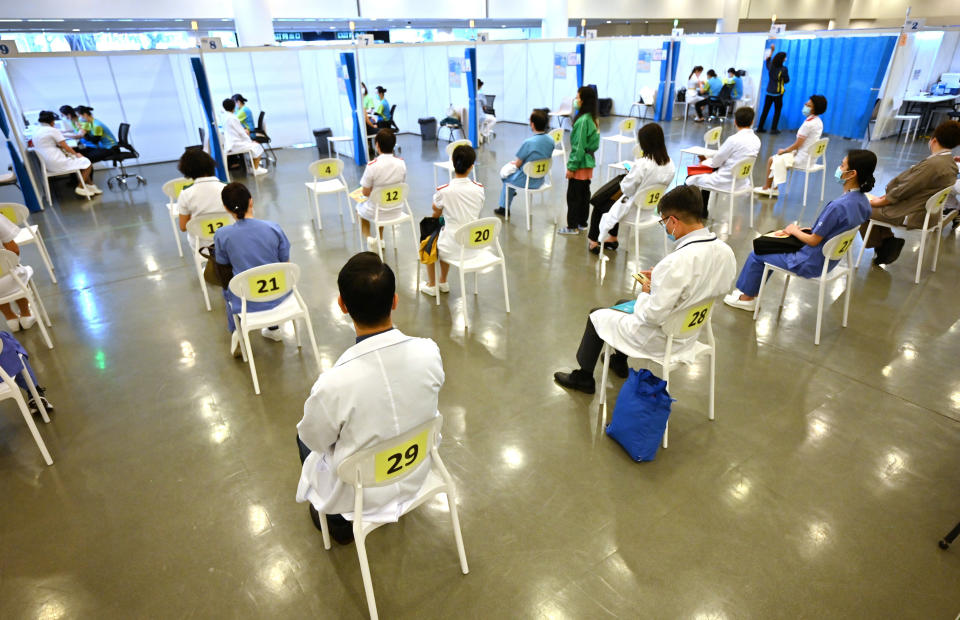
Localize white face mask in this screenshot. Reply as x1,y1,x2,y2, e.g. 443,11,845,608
802,105,812,117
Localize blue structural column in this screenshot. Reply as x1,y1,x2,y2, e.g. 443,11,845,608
465,47,478,148
576,43,585,89
340,52,367,166
654,40,680,122
190,57,228,182
0,103,42,212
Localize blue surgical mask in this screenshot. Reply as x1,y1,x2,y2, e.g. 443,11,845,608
665,220,677,242
802,105,812,117
834,166,846,184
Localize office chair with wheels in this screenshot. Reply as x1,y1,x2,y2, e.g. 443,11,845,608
253,112,278,165
387,105,399,132
106,123,145,190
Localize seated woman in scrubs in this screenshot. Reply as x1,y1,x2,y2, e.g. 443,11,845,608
232,94,256,137
724,149,877,311
213,183,292,355
75,105,117,163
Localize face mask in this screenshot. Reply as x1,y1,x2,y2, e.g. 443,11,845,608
573,99,581,111
665,219,677,242
802,105,812,116
834,166,847,184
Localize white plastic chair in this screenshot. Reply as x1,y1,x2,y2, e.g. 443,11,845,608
161,177,195,258
503,159,553,231
855,186,954,284
606,144,642,181
227,262,321,395
433,139,476,189
550,128,567,168
893,114,921,142
628,86,657,120
548,97,574,129
355,184,419,280
0,203,57,284
754,226,859,345
0,250,53,349
317,414,468,620
592,184,669,285
0,339,53,465
305,158,352,231
599,118,638,169
709,157,757,227
29,149,92,207
185,214,234,311
598,297,718,449
784,137,829,219
675,126,723,185
437,218,510,329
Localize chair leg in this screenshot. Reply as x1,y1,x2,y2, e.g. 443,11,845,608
778,274,790,310
933,222,944,272
168,208,183,259
459,268,469,330
753,265,771,320
28,283,54,350
814,277,826,345
661,365,670,449
311,188,323,232
855,221,873,267
354,535,380,620
708,346,716,421
242,328,260,394
292,318,301,349
915,228,927,284
434,265,442,306
16,396,52,465
473,271,479,295
500,262,510,313
599,343,611,428
819,167,826,203
802,170,810,207
318,509,331,550
749,190,755,229
728,190,734,225
446,491,470,574
525,191,531,231
196,256,212,311
33,231,57,283
842,263,852,328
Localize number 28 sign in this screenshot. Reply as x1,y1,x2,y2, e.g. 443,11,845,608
375,430,428,482
681,302,712,333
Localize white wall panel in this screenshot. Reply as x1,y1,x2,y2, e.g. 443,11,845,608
525,42,554,112
223,52,256,102
552,42,581,113
73,57,124,140
249,50,312,147
6,57,86,117
399,47,428,133
499,44,528,123
605,39,641,115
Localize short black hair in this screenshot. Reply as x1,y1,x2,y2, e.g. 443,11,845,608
178,149,217,179
727,67,736,75
38,110,58,124
338,252,396,327
58,105,76,118
809,94,827,115
376,85,386,94
846,149,877,193
530,109,548,131
734,106,755,128
222,98,236,112
375,128,396,153
221,182,251,219
75,105,94,116
934,120,960,149
232,93,247,104
477,79,484,89
706,69,717,77
658,185,704,224
451,144,476,175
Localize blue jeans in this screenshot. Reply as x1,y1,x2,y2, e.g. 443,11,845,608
499,170,543,209
736,252,794,297
0,331,37,391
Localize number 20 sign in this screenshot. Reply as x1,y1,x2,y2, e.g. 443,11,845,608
468,224,494,247
375,430,428,482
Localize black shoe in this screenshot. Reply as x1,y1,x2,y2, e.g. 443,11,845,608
309,505,354,545
493,207,508,217
609,353,629,379
28,396,54,415
885,237,906,264
770,129,781,135
553,370,596,394
588,244,600,255
603,241,619,251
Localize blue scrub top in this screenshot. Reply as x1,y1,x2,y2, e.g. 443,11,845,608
238,105,256,134
510,133,556,189
80,118,117,149
705,77,723,96
787,190,871,276
377,98,391,121
215,218,291,313
728,76,743,99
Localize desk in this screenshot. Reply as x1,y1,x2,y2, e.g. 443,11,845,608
902,94,960,135
672,146,718,187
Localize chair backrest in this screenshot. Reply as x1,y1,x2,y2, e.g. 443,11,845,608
730,157,756,187
522,158,552,180
376,183,409,209
162,177,194,201
308,158,344,180
630,144,643,160
228,261,300,303
638,86,657,105
483,94,496,106
0,248,24,281
631,184,668,213
704,126,722,147
821,225,859,261
0,202,29,227
185,213,234,241
256,111,266,132
558,96,573,113
661,297,718,339
549,128,564,145
924,186,954,215
118,122,131,147
809,138,829,164
445,139,472,158
336,416,442,488
453,216,502,250
619,117,637,135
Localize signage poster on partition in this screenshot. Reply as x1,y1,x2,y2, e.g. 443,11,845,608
652,49,666,62
553,53,567,79
567,53,581,67
448,57,462,88
637,50,652,73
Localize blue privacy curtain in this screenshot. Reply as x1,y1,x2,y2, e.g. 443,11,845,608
756,35,896,139
339,52,367,166
576,42,585,89
190,58,228,182
655,40,681,122
465,47,478,147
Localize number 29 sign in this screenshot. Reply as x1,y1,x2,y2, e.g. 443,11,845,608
375,430,428,482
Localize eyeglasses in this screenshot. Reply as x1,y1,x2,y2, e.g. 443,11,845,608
657,216,671,228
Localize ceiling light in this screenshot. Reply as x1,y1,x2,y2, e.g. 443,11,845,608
27,18,65,22
0,19,23,22
72,28,80,32
606,20,612,24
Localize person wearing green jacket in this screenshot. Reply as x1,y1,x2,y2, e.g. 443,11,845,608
558,86,601,234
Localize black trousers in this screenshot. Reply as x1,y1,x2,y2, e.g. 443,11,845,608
298,435,348,524
576,302,629,374
566,178,591,229
757,94,783,131
588,200,618,242
694,99,711,118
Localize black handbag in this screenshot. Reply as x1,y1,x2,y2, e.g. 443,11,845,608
198,245,234,288
752,230,806,255
419,216,443,240
589,174,626,208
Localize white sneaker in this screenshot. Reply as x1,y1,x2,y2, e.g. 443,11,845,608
261,326,283,341
252,166,268,176
419,282,438,297
753,186,778,197
87,184,104,195
723,291,757,311
230,332,242,357
75,186,95,197
438,282,450,293
18,315,37,330
366,236,386,252
5,318,19,332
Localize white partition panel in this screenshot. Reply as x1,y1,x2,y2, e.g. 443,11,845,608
298,48,351,139
5,57,86,116
477,44,505,119
500,43,529,123
250,50,312,147
525,42,554,111
422,45,454,121
73,57,124,138
606,39,642,114
399,46,428,133
733,35,768,106
170,54,207,148
200,53,231,106
223,52,257,102
553,42,580,112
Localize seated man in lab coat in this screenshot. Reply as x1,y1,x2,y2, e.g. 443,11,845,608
685,106,760,217
554,186,736,394
221,98,267,176
296,252,445,544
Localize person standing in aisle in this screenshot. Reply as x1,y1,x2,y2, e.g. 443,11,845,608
756,48,789,134
558,87,600,235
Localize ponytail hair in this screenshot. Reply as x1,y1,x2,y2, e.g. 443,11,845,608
846,149,877,194
221,182,252,219
451,144,476,175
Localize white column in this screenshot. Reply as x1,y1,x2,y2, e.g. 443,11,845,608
541,0,570,39
232,0,275,47
716,0,740,33
832,0,853,30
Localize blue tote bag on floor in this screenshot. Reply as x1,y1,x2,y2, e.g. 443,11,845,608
605,368,673,462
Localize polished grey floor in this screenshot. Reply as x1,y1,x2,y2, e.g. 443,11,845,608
1,114,959,619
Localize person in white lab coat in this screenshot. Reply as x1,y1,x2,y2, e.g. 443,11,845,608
685,106,760,217
357,129,407,251
221,98,266,176
32,110,99,197
755,94,826,195
554,186,736,393
296,252,444,544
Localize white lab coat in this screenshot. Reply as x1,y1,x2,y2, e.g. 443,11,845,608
686,128,761,193
223,115,264,158
32,125,91,175
598,158,676,242
296,329,444,522
590,228,736,363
